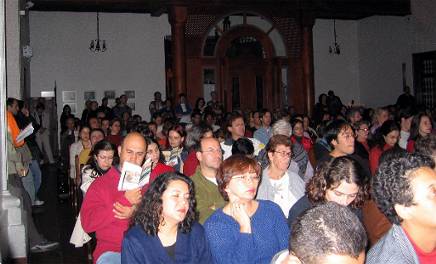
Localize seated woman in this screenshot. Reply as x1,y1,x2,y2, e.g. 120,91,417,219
69,126,91,180
106,118,123,148
204,155,289,264
287,156,368,227
369,120,400,175
80,140,115,194
406,113,433,152
121,172,213,263
144,137,174,184
291,118,313,153
257,135,306,217
166,125,188,173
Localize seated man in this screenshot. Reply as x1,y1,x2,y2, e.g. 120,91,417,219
81,132,147,264
192,137,225,223
272,202,367,264
367,153,436,264
221,112,263,160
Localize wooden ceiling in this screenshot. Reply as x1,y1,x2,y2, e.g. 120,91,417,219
29,0,410,19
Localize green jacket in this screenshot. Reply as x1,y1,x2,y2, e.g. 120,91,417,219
7,132,24,176
191,167,226,224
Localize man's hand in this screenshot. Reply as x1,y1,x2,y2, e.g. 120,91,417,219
124,188,141,205
113,202,135,220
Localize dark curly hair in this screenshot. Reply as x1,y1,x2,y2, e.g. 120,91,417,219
306,156,369,208
130,172,197,235
373,120,400,150
372,153,434,225
216,155,261,201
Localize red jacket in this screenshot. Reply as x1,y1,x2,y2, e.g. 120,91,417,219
369,144,393,176
149,162,175,184
290,135,313,153
81,166,146,263
183,150,199,177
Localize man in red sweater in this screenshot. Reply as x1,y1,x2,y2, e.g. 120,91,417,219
81,132,147,264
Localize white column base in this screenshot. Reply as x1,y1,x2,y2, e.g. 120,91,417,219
0,190,27,259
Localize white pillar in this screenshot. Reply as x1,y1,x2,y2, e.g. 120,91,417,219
1,0,27,260
5,0,22,99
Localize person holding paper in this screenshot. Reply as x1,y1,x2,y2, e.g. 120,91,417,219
81,132,147,264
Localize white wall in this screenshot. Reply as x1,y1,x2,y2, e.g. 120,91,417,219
6,0,22,99
313,19,360,106
29,12,170,120
358,16,412,108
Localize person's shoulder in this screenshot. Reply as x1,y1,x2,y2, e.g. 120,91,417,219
190,222,206,235
204,209,226,227
258,199,283,214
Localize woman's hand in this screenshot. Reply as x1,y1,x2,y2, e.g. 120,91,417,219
230,201,251,234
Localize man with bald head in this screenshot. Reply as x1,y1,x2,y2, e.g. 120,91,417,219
81,132,147,264
192,137,226,223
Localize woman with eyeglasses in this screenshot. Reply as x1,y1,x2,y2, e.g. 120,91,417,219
257,135,306,218
122,172,213,263
80,140,116,194
287,156,369,227
204,155,288,264
354,120,371,161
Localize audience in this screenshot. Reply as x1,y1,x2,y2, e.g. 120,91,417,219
11,88,436,263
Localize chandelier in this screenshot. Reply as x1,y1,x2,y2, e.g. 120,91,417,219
89,12,107,52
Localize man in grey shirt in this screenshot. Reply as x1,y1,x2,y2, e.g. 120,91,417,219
367,152,436,264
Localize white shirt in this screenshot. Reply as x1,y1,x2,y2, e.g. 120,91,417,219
399,130,410,150
269,172,297,217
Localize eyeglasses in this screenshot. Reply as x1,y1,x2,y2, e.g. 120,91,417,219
200,148,223,155
358,128,369,132
273,151,292,158
231,173,261,182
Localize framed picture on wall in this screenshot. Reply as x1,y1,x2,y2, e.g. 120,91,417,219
64,103,76,114
125,90,135,99
104,90,116,99
128,102,136,111
62,91,76,102
84,91,96,101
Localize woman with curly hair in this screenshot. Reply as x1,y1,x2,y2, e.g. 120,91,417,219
121,172,212,263
287,156,369,227
204,155,288,264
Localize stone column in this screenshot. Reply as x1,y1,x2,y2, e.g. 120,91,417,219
1,0,27,261
301,15,315,116
168,6,187,98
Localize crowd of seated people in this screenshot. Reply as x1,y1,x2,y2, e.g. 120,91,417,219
46,89,436,264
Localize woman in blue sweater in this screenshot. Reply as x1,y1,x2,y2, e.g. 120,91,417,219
121,172,213,264
204,155,289,264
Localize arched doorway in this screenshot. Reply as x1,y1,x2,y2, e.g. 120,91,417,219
215,25,275,112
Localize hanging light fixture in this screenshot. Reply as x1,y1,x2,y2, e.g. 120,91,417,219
329,19,340,55
90,12,107,52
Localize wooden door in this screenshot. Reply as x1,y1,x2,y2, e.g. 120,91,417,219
226,57,265,112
